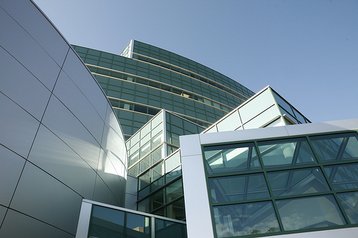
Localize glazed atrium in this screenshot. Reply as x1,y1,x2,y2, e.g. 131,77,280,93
0,1,357,238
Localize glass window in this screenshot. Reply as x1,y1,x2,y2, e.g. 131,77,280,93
276,195,345,231
213,202,280,237
166,198,185,220
88,205,124,237
268,167,330,197
165,151,181,173
310,133,358,161
337,192,358,224
151,189,164,210
155,219,187,238
209,174,269,203
204,143,260,175
258,138,316,167
166,179,183,203
126,213,150,238
324,163,358,190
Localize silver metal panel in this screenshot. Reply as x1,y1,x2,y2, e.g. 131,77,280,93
42,96,101,170
0,145,25,206
75,201,92,238
0,205,7,226
0,92,40,158
181,154,214,238
53,70,105,144
92,175,117,206
28,125,96,198
62,50,108,119
0,209,74,238
0,46,51,120
0,6,60,90
0,0,69,66
179,134,202,157
266,227,358,238
10,162,82,234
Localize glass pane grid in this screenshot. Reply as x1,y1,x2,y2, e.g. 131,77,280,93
203,132,358,237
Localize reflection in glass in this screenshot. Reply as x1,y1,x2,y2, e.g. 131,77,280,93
88,205,125,237
324,163,358,190
258,138,315,167
268,168,329,197
209,174,269,203
166,179,183,203
166,198,185,220
213,202,280,237
276,195,345,231
155,219,187,238
310,133,358,161
204,143,260,174
126,213,151,238
337,192,358,224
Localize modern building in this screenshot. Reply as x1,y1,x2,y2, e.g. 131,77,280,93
72,41,254,139
1,1,358,238
135,86,309,220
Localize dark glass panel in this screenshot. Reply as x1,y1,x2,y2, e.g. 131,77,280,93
88,205,124,238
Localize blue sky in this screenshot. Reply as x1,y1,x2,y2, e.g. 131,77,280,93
34,0,358,122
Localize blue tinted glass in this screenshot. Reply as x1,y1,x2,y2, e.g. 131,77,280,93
276,195,345,231
213,202,280,237
258,138,315,167
310,133,358,161
88,205,124,237
209,174,269,203
204,143,260,174
324,163,358,190
268,167,329,197
337,192,358,224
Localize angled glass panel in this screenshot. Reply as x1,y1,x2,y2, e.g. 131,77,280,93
126,213,150,238
268,167,330,197
213,202,280,237
88,205,125,237
337,192,358,224
324,163,358,190
276,195,345,231
310,133,358,162
258,138,315,167
209,174,269,203
204,143,260,175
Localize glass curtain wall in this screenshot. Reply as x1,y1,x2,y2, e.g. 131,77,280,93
203,132,358,237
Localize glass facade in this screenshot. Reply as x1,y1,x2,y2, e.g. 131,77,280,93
73,41,254,139
126,110,204,178
203,132,358,237
0,1,127,237
127,110,203,220
80,201,187,238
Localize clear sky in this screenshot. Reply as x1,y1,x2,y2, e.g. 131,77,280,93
33,0,358,122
